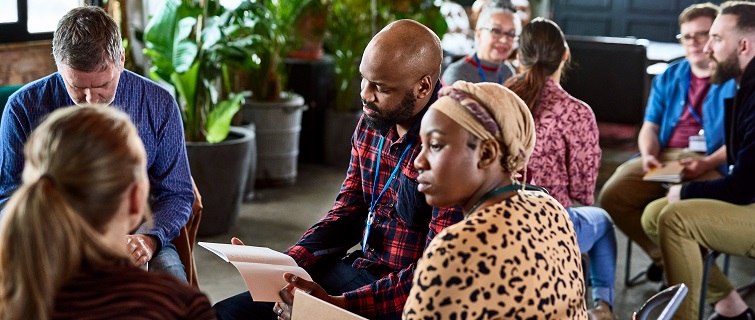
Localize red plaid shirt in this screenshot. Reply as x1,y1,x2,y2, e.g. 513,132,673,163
286,88,463,318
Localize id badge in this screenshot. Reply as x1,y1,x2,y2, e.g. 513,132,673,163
688,134,706,152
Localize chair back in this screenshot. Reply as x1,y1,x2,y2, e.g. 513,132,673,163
635,283,689,320
1,85,23,116
170,177,203,288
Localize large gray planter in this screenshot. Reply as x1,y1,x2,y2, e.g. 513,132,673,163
187,126,255,236
242,92,306,187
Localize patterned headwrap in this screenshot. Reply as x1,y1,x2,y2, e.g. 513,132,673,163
432,80,536,175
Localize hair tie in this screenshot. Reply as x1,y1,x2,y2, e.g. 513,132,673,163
39,173,58,187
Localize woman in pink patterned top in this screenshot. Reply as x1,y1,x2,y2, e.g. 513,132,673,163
505,18,618,320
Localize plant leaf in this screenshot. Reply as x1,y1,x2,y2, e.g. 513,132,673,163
171,61,201,140
205,93,244,143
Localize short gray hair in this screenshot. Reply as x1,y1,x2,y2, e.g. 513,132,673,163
52,6,122,72
476,1,517,29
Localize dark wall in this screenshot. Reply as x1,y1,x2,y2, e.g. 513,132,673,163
552,0,725,42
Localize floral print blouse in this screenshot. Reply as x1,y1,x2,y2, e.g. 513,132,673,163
525,78,601,208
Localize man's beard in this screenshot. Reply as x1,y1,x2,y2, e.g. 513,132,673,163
710,50,741,85
363,90,417,131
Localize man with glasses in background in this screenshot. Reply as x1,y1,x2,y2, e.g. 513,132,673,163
600,2,737,282
441,0,520,86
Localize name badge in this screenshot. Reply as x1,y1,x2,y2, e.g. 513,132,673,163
688,135,706,152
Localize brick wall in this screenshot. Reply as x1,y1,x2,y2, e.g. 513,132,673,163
0,41,56,86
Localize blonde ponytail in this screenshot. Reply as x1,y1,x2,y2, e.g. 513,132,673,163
0,106,145,319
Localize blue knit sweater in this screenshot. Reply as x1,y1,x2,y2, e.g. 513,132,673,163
0,70,193,248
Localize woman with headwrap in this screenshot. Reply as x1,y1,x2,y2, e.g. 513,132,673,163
402,80,588,319
505,18,617,320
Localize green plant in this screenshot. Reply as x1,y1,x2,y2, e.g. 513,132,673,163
143,0,245,143
226,0,313,102
326,0,448,113
326,0,372,113
382,0,448,37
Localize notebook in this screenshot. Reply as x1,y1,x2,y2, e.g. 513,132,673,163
291,290,367,320
643,161,684,183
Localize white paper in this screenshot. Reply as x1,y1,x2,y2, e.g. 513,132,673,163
231,262,312,303
198,242,312,303
198,242,298,266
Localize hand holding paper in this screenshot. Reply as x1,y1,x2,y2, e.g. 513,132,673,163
198,242,312,303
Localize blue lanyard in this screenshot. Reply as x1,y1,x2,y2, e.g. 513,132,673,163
363,136,414,251
473,53,503,85
687,102,703,128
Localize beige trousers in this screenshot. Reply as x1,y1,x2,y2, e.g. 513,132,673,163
599,149,721,262
641,198,755,320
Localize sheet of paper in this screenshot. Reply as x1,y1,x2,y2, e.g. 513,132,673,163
292,290,367,320
231,261,312,303
198,242,297,266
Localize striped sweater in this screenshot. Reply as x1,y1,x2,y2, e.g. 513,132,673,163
53,262,215,319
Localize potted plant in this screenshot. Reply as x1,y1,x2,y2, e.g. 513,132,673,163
320,0,372,168
287,0,329,60
227,0,311,186
143,0,255,235
322,0,448,168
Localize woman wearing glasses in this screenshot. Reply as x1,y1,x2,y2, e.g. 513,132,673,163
442,1,520,86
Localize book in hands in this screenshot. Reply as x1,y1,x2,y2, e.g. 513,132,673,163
198,242,312,303
292,290,367,320
642,161,684,183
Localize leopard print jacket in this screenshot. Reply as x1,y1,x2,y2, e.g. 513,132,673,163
403,190,588,320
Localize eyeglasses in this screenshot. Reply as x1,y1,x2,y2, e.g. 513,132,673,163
676,31,710,44
480,27,518,41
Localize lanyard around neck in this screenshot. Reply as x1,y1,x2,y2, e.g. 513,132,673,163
363,136,414,251
370,136,414,213
473,53,503,85
687,102,703,127
466,183,521,219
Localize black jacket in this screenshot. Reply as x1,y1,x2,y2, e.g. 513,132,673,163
681,57,755,205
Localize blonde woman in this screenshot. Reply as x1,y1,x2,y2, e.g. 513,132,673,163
403,81,587,319
0,106,214,319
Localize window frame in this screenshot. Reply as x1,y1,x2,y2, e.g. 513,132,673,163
0,0,103,44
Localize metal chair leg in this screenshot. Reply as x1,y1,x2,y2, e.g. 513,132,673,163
625,239,648,287
700,250,721,320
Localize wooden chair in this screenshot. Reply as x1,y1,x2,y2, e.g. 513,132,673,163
170,177,203,288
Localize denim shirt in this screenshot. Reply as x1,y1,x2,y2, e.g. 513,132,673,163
644,59,737,173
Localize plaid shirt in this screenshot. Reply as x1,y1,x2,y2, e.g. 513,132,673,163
286,85,464,319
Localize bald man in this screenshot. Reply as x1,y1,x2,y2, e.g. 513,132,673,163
213,20,464,320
